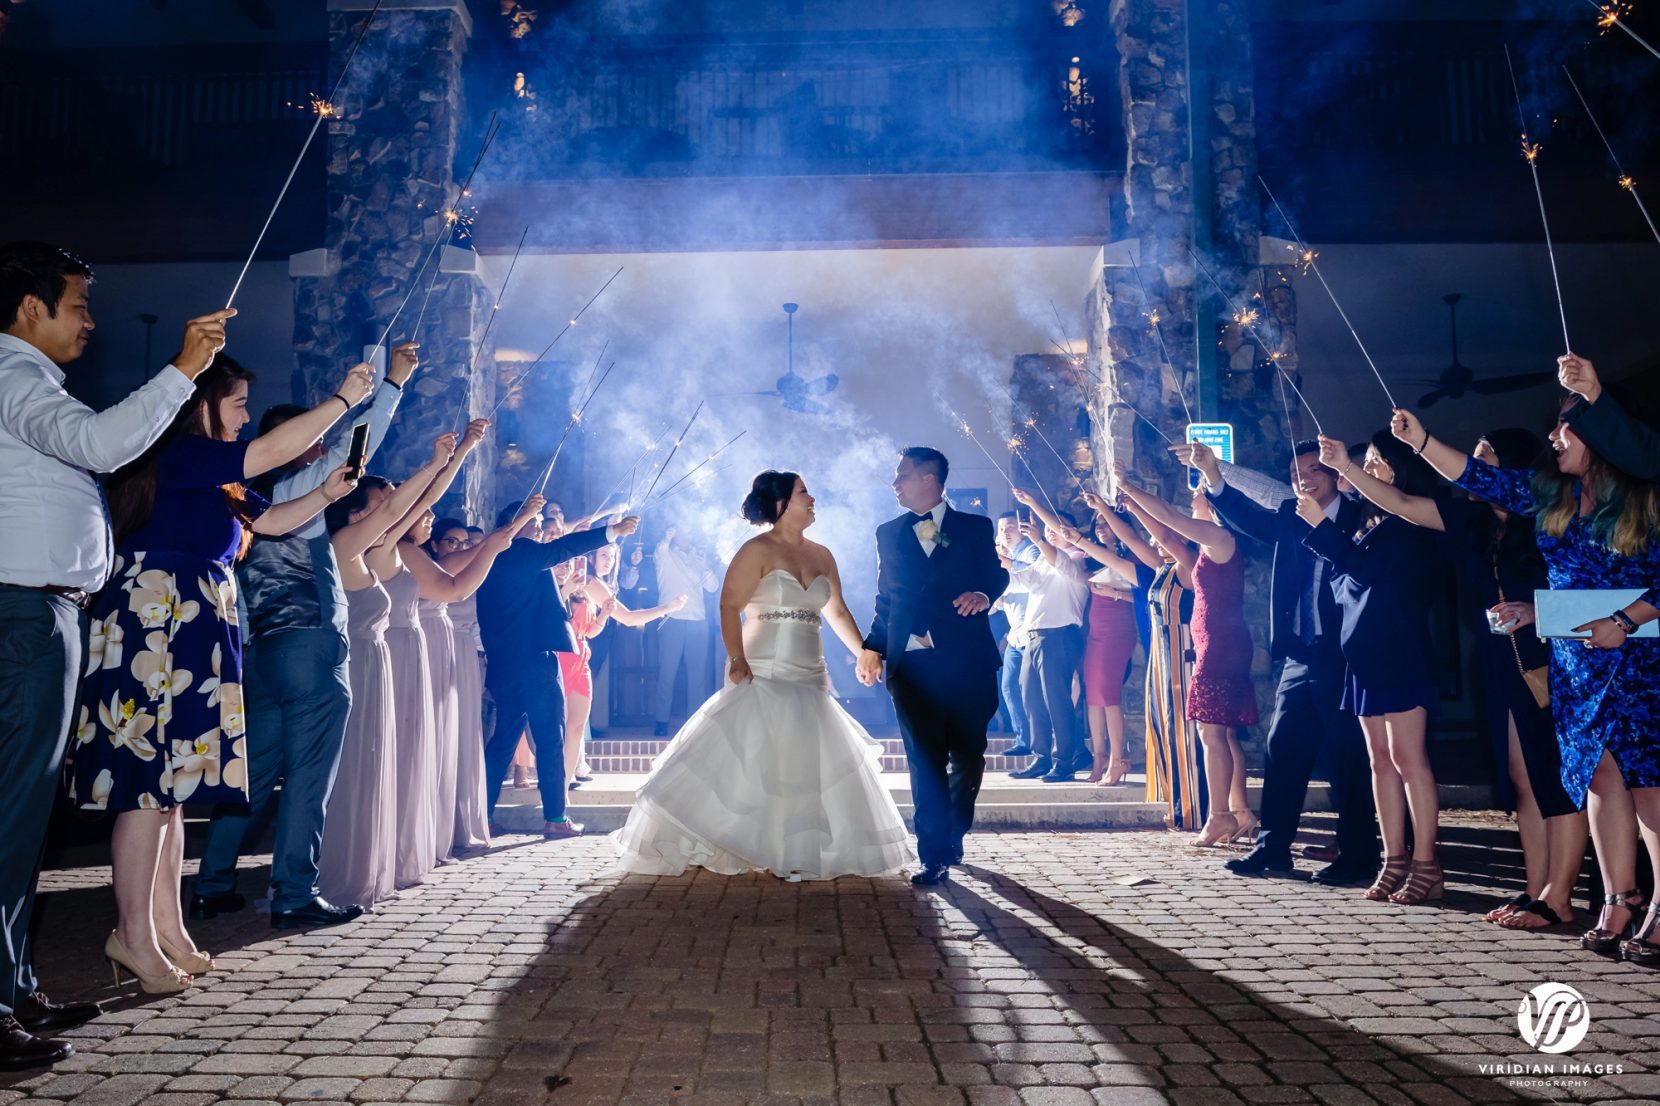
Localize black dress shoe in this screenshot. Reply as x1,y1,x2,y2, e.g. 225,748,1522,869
271,898,364,930
1312,858,1380,886
1041,770,1077,783
188,890,246,921
0,1017,72,1072
911,864,951,886
1009,758,1053,779
13,993,100,1035
1003,745,1033,757
1224,848,1297,876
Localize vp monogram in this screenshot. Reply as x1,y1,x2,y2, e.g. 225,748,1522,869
1517,983,1591,1055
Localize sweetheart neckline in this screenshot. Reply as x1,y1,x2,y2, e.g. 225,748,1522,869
762,568,829,593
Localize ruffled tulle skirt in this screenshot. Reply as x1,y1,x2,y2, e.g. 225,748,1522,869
613,674,915,880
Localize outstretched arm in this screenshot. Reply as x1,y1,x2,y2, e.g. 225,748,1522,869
582,576,687,627
1560,353,1660,481
243,363,374,478
1085,491,1162,569
1317,435,1444,532
331,437,453,561
383,419,489,547
1114,459,1236,561
252,463,357,536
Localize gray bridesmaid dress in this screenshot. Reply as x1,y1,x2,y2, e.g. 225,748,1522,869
385,565,440,888
418,596,460,863
447,593,491,850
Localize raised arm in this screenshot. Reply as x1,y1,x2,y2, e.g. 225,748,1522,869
719,538,770,684
1120,492,1197,574
1559,353,1660,481
1085,490,1162,569
404,496,542,603
1389,408,1468,483
243,362,374,478
1113,459,1236,560
252,463,357,536
583,575,687,627
1317,435,1444,532
383,419,489,546
1172,441,1289,546
331,433,454,560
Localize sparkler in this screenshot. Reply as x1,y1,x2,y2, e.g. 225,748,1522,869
951,411,1018,488
1019,411,1085,491
1005,431,1062,515
645,462,735,513
636,403,705,507
533,360,619,497
370,113,502,364
638,431,749,512
1258,176,1396,407
1587,0,1660,61
1563,66,1660,244
489,266,625,416
1188,247,1325,437
1127,260,1195,426
1504,46,1572,355
226,0,383,309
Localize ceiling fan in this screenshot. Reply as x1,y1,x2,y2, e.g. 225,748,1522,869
734,302,840,414
1412,293,1555,408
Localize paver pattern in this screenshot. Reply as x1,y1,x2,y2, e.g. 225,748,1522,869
5,815,1658,1106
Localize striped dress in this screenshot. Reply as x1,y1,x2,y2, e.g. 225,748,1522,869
1143,563,1206,829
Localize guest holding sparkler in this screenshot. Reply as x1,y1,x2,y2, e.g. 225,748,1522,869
0,241,227,1066
1320,429,1583,928
75,351,374,993
1179,440,1379,883
477,501,640,837
1114,464,1260,844
192,341,417,930
1394,404,1660,965
1290,432,1443,903
581,544,689,726
1559,354,1660,481
991,512,1038,756
1007,491,1091,783
319,435,458,909
652,527,721,736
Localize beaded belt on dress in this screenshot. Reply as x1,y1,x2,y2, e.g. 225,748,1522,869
756,608,821,625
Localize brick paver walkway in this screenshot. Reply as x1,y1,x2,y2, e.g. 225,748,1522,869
4,818,1658,1106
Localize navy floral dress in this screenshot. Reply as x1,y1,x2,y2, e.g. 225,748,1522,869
72,436,268,813
1457,459,1660,809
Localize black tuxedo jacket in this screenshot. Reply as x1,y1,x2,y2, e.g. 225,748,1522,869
863,506,1008,678
1207,482,1364,663
476,526,611,675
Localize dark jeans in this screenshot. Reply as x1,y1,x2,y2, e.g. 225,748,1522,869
654,619,710,724
0,588,87,1019
998,643,1027,745
484,655,568,821
1021,624,1085,768
1257,653,1379,862
890,652,999,867
196,629,351,912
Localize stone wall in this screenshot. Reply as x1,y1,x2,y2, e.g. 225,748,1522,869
292,0,494,522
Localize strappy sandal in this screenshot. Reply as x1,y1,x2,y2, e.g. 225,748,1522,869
1228,809,1260,844
1363,855,1410,901
1499,899,1572,930
1621,903,1660,967
1192,812,1240,848
1580,889,1644,955
1388,859,1444,905
1485,892,1531,924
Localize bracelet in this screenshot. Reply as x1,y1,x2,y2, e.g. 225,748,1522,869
384,378,403,392
1341,461,1357,478
1610,609,1638,634
1413,431,1430,456
331,393,351,411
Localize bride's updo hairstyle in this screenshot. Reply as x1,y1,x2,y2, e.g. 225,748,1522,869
741,469,800,526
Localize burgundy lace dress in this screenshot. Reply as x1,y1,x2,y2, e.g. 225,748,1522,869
1185,552,1258,726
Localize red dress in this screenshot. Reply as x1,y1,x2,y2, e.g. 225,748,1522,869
557,599,600,699
1185,553,1258,726
1082,585,1138,708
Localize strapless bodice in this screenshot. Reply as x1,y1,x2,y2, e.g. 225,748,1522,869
742,570,831,687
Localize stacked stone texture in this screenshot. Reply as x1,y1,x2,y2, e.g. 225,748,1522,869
293,4,494,521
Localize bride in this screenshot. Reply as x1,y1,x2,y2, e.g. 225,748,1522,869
614,470,916,879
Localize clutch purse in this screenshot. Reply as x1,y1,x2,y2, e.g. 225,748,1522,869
1534,588,1658,640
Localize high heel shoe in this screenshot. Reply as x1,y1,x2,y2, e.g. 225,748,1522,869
1581,889,1644,955
1363,855,1410,901
1388,859,1444,905
105,932,191,994
1227,809,1259,844
1620,903,1660,966
1101,759,1131,786
157,935,214,976
1192,812,1240,848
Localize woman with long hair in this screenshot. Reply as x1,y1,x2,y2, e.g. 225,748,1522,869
1114,464,1260,848
1394,400,1660,964
72,353,371,992
1298,430,1443,904
1321,428,1584,929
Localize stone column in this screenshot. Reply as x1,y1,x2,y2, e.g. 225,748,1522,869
291,0,494,521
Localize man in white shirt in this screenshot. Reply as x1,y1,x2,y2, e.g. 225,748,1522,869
1006,508,1092,782
0,241,229,1070
991,512,1040,756
652,526,720,735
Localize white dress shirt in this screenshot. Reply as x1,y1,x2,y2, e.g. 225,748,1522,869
270,379,403,539
1010,546,1089,631
0,333,196,590
655,540,719,621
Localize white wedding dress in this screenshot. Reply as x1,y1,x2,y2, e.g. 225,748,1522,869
614,570,916,879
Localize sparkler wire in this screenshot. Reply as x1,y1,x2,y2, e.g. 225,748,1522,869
636,402,704,507
951,412,1018,488
534,359,619,496
1585,0,1660,60
226,0,384,309
639,431,749,512
1504,46,1572,354
490,266,625,415
1562,66,1660,244
1127,261,1195,426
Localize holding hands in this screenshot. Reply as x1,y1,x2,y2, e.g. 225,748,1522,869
1558,353,1601,404
855,649,883,687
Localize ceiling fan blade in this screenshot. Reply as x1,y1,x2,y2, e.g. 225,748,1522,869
805,373,839,396
1468,372,1555,395
1418,388,1449,408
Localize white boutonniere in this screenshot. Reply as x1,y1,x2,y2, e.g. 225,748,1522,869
916,519,949,547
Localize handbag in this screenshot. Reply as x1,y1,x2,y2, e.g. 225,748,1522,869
1495,569,1549,710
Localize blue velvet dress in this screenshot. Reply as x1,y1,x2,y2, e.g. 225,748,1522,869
1456,459,1660,808
72,436,268,813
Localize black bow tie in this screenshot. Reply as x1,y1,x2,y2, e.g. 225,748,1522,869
910,513,934,525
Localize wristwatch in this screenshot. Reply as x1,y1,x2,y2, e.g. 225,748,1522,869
1610,608,1638,634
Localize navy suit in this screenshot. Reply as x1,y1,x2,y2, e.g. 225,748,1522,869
1207,483,1378,865
864,506,1008,867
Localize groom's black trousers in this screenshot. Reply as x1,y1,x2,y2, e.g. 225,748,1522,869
889,651,999,867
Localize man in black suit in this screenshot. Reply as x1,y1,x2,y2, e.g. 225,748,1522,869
477,502,640,839
1179,439,1379,884
857,447,1009,886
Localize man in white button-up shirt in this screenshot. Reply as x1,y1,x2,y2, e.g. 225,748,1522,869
0,241,228,1071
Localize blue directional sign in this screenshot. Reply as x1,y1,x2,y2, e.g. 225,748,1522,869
1185,422,1234,490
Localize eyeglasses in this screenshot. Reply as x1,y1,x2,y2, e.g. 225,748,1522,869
436,536,468,547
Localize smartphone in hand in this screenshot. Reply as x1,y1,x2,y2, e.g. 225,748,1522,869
344,421,371,481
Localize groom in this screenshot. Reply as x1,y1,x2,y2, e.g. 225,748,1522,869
858,447,1008,885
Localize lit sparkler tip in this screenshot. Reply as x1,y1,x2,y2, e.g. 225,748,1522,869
1620,174,1636,190
1269,351,1286,362
568,319,578,326
1146,309,1162,326
1233,307,1260,327
1520,137,1542,163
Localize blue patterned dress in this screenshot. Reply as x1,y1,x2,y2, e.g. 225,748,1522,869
1456,459,1660,808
